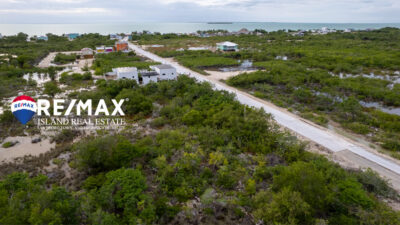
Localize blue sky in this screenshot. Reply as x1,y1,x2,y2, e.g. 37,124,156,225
0,0,399,23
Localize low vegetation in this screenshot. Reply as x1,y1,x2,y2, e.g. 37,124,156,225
134,28,400,157
92,52,158,75
1,77,399,224
53,53,77,64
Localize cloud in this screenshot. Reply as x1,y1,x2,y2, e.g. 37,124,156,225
0,0,399,23
0,8,109,14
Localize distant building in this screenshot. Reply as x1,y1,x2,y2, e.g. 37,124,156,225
110,34,123,40
237,28,250,35
105,46,114,53
96,46,105,54
150,64,178,80
115,41,129,51
65,33,79,40
0,33,3,39
188,47,208,51
96,46,114,54
275,55,288,61
216,41,238,51
150,44,164,48
37,35,48,41
114,67,138,80
80,48,94,59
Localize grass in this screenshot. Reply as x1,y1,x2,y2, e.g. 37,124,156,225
2,142,14,148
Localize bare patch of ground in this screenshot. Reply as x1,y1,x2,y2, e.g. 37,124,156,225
0,136,55,162
205,70,255,81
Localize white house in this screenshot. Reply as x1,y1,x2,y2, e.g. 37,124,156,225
80,48,94,59
216,41,238,51
113,67,138,80
142,72,159,85
150,64,177,80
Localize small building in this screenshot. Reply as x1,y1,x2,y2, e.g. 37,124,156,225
96,46,105,54
188,47,208,51
115,41,128,51
37,35,48,41
141,71,159,85
216,41,238,51
237,28,250,35
80,48,94,59
110,34,123,40
105,47,114,53
275,55,288,61
150,64,177,81
113,67,138,80
96,46,114,54
65,33,79,40
0,33,3,39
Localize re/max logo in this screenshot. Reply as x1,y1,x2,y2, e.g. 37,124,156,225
14,102,35,108
37,99,125,116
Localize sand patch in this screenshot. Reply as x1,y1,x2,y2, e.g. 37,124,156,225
0,136,55,162
205,70,256,81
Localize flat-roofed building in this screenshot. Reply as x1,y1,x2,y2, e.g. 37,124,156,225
150,64,177,81
216,41,238,51
113,67,138,81
115,41,129,51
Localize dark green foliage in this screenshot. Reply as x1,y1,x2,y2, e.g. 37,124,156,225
43,81,61,97
116,89,153,116
1,67,400,224
84,168,156,224
53,53,77,64
92,52,157,75
0,173,80,225
74,135,140,174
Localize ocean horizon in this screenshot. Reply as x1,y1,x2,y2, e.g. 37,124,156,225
1,22,400,36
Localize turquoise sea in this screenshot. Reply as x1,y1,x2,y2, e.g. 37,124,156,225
0,22,399,36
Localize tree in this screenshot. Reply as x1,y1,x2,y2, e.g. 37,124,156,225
43,81,61,97
47,66,57,81
254,188,312,225
74,135,138,174
86,168,156,224
339,96,362,120
116,89,153,116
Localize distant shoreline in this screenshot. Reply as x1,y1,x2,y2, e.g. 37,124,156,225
0,22,399,36
207,22,233,24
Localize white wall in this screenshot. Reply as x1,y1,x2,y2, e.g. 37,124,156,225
142,75,158,85
116,69,138,82
155,68,177,80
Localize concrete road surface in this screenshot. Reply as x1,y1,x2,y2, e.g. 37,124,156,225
128,42,400,188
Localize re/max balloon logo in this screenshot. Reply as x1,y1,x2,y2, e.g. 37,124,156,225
11,95,125,125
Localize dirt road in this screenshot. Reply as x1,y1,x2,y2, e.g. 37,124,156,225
128,42,400,189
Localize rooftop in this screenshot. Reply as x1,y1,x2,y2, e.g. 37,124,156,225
217,41,238,47
114,67,138,73
151,64,175,69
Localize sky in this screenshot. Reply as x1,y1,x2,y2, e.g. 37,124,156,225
0,0,399,24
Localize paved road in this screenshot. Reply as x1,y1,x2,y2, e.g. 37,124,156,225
128,42,400,186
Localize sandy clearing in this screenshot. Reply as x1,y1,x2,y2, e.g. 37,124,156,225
0,136,55,162
38,51,81,68
204,70,255,81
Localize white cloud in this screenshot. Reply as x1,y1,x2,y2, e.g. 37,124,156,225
0,0,399,23
0,8,109,14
